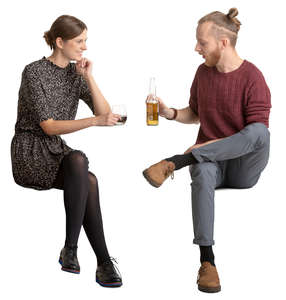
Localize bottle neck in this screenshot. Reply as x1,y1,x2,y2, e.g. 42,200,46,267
149,77,156,97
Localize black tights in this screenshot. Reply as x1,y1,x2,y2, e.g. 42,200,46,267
52,150,110,265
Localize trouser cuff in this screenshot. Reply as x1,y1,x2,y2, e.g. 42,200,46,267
193,238,215,246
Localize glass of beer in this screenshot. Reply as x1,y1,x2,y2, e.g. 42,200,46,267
112,104,127,125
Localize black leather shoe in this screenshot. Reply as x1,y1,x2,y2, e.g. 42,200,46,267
96,258,122,287
58,246,80,274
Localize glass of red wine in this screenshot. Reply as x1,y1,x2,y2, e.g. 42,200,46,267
112,104,127,125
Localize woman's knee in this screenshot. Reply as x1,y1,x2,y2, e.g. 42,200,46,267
63,150,89,170
88,171,98,187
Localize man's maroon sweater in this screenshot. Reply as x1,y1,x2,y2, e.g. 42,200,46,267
189,60,271,144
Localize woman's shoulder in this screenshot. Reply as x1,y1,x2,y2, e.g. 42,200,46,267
23,57,49,76
25,57,48,70
26,57,77,73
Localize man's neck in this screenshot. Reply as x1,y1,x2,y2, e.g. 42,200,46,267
47,51,70,68
216,50,244,73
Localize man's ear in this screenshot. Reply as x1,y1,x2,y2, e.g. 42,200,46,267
220,37,229,49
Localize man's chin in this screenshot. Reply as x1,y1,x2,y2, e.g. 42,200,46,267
204,58,218,67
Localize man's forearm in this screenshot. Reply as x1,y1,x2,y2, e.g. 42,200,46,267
164,106,200,124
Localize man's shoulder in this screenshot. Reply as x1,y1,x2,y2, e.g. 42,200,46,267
197,63,207,72
243,60,266,83
193,63,208,79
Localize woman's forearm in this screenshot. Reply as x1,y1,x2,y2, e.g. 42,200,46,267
85,75,111,115
40,117,96,136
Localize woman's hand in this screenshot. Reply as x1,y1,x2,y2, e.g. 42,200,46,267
93,113,121,126
76,58,93,79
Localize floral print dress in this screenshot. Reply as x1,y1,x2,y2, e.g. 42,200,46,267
11,57,94,190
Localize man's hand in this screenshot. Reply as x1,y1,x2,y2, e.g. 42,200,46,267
184,138,224,154
147,96,175,119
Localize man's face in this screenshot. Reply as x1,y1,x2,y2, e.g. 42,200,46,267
195,22,221,67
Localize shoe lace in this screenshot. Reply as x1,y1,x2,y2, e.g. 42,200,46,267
110,256,118,264
199,265,207,274
104,257,122,277
165,165,174,180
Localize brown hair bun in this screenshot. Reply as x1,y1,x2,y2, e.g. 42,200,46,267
227,8,239,19
43,31,53,49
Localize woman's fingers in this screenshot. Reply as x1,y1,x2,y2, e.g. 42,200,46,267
106,113,120,126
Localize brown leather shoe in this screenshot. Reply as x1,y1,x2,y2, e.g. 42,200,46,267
197,262,221,293
142,160,175,188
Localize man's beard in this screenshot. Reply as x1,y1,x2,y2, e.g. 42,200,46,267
204,47,221,67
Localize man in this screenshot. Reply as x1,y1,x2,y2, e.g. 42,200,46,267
143,8,271,293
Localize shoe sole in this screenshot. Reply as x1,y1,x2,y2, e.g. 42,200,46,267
142,170,161,188
96,278,122,288
198,285,221,293
59,258,80,274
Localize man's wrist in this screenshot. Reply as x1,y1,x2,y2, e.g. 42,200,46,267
166,108,177,120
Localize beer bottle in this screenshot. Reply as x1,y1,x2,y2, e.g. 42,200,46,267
146,77,159,126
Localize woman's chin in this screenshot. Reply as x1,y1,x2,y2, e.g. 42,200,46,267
69,55,82,62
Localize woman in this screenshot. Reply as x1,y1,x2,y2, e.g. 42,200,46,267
10,15,122,287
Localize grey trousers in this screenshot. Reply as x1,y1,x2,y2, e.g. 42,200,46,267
189,122,270,246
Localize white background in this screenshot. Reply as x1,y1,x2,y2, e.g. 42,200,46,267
1,0,285,299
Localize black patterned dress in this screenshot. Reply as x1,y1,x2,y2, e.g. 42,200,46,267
11,57,94,190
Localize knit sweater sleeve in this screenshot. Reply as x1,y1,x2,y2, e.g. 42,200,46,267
244,70,271,127
189,66,201,116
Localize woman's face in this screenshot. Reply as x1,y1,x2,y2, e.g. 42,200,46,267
60,29,88,61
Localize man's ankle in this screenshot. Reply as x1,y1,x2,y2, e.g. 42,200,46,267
199,245,215,266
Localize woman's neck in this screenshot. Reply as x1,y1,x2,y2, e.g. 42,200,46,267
47,51,70,68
